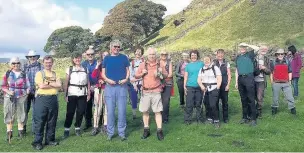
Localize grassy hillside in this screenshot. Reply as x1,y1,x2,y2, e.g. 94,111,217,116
145,0,304,51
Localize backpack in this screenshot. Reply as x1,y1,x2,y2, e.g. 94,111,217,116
5,70,27,89
66,66,88,97
272,58,290,82
201,65,217,78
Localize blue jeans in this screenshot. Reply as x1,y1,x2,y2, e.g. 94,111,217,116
104,84,128,137
292,77,299,97
129,84,141,109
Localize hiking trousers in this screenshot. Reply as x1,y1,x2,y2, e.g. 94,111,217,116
85,92,94,127
64,95,87,128
216,82,229,121
24,93,35,133
272,82,295,109
184,87,203,122
238,74,256,120
161,85,172,121
33,95,58,144
129,84,141,109
204,89,220,122
176,78,185,106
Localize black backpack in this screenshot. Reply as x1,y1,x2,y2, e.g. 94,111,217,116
201,65,217,78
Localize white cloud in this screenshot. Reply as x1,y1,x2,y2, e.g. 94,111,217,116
150,0,193,16
0,0,106,54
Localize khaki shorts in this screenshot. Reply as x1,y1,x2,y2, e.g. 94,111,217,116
3,95,28,124
139,92,163,113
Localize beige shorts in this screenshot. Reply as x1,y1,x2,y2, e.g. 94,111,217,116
139,92,163,113
3,95,28,124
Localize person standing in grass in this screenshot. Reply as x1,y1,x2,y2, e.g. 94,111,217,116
81,46,98,130
235,43,259,127
288,45,302,98
32,56,61,150
102,40,130,141
213,49,231,123
270,49,296,115
175,52,189,109
129,47,145,120
198,56,222,128
159,50,173,124
91,51,108,136
23,50,43,135
1,57,30,142
135,47,167,141
63,52,91,138
183,50,204,125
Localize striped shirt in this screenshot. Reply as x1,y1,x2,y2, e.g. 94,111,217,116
23,62,43,94
1,70,30,98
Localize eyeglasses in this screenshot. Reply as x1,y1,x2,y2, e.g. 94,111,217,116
12,62,20,65
113,46,120,49
278,53,285,56
28,56,35,58
87,54,94,56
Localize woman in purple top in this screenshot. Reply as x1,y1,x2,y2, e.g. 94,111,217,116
288,45,302,98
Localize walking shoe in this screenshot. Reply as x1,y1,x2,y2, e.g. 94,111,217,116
239,118,249,124
31,143,43,150
249,120,257,127
291,108,296,115
157,130,164,141
141,128,151,139
205,118,213,124
214,122,220,129
120,136,127,141
45,141,59,146
23,126,27,134
75,129,81,137
6,131,12,142
91,128,99,136
272,107,278,115
18,130,24,138
63,130,69,139
223,119,229,123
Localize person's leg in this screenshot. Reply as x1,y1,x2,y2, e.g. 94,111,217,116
85,92,94,129
117,85,128,138
204,91,211,121
292,77,299,97
75,96,87,129
177,79,185,106
129,85,138,118
151,93,164,140
24,93,34,132
45,96,59,144
220,86,229,122
238,77,249,121
194,88,203,122
161,86,172,122
184,87,194,123
104,85,116,138
256,82,265,118
64,96,77,130
209,89,220,127
16,95,27,136
271,83,281,113
4,97,14,141
245,76,256,122
31,96,36,134
282,83,296,111
33,96,48,145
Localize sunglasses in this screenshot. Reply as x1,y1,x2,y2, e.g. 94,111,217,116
87,53,94,56
28,56,35,58
277,53,285,56
12,62,20,65
113,46,120,49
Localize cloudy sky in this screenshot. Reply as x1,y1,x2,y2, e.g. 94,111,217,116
0,0,192,58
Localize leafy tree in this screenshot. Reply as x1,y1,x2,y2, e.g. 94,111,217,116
44,26,96,57
95,0,166,48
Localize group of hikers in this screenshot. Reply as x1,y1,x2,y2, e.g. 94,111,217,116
1,39,302,150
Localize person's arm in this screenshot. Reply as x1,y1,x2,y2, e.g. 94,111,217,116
35,72,53,89
135,64,144,79
235,69,238,89
226,63,231,89
297,55,302,72
263,59,272,75
215,67,222,89
1,74,10,94
25,75,30,94
246,44,260,53
288,61,292,81
269,61,274,84
49,77,62,88
184,71,188,95
87,77,91,101
64,72,69,97
175,62,183,77
168,62,173,78
161,65,168,78
197,70,205,92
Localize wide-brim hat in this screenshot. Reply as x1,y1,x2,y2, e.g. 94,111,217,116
25,50,40,59
275,48,286,55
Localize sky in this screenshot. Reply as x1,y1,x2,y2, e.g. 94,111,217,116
0,0,192,59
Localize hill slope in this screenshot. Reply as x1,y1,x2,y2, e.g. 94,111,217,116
145,0,304,51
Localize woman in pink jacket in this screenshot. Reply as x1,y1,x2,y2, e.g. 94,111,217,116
288,45,302,98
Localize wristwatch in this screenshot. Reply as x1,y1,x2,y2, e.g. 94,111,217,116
48,82,50,85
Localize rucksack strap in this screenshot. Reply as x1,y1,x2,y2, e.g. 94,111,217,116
201,65,217,78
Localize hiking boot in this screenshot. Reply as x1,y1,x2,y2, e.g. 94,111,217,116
291,108,296,115
163,119,169,124
249,120,257,127
205,118,213,124
91,127,99,136
223,119,229,123
272,107,278,115
75,129,81,137
6,131,12,142
120,136,127,141
45,141,59,146
23,126,27,134
257,110,262,119
18,130,24,138
157,130,164,141
141,128,151,139
63,130,69,139
31,143,43,150
239,118,249,124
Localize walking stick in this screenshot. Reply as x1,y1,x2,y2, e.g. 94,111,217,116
8,96,16,144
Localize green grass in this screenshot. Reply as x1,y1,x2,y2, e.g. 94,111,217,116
145,0,304,51
1,70,304,151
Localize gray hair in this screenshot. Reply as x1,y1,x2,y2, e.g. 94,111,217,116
109,40,122,49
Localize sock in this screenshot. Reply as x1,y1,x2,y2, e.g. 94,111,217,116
7,129,12,132
64,128,70,131
157,128,162,131
144,127,150,130
75,127,80,130
18,128,24,131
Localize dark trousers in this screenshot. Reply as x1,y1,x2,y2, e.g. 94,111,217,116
129,84,141,109
85,92,94,127
204,89,220,121
176,79,185,106
238,74,256,120
64,96,87,128
33,95,58,144
184,87,203,122
24,93,35,132
255,81,265,110
161,85,172,121
217,83,229,121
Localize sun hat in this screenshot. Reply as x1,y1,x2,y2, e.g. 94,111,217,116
275,48,286,54
86,46,95,54
25,50,40,59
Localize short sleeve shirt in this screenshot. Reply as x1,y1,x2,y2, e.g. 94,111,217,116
198,65,221,91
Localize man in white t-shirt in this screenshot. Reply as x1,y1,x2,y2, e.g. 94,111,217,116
197,56,222,128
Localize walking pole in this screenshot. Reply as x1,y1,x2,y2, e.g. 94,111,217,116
8,96,15,144
100,87,104,126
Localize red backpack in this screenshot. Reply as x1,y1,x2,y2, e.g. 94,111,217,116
273,59,289,82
